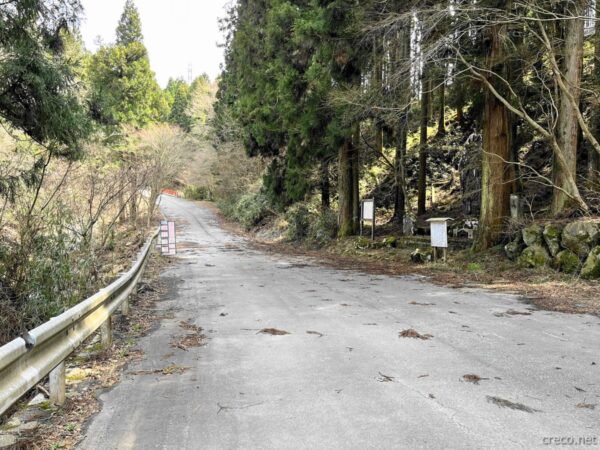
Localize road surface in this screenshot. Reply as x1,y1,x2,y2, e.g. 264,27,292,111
79,196,599,449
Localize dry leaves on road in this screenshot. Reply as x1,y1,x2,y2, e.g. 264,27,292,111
130,364,190,376
575,403,596,410
486,396,540,413
463,374,489,384
258,328,290,335
171,320,206,351
399,329,433,340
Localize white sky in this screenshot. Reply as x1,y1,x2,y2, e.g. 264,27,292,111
79,0,232,87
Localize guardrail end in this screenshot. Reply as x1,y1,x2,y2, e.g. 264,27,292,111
22,332,36,349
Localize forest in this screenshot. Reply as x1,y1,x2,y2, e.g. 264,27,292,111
3,0,600,342
2,1,599,445
0,0,214,344
212,0,600,279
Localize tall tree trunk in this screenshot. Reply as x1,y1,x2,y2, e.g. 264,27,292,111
392,24,411,225
129,171,138,224
590,6,600,188
374,42,384,159
320,159,330,210
552,0,584,214
352,123,360,228
475,23,512,251
338,139,354,237
437,77,446,136
394,118,408,226
417,68,430,216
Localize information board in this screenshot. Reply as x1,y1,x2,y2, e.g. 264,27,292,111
362,199,375,221
426,218,452,249
360,199,375,240
430,222,448,248
159,220,177,255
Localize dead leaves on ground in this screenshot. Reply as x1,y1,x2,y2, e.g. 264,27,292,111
575,402,596,410
258,328,290,335
170,320,206,351
130,364,190,376
494,309,533,318
306,330,324,337
377,372,395,382
399,329,433,340
462,374,490,385
486,396,540,413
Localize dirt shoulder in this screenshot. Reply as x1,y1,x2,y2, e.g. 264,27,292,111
200,201,600,317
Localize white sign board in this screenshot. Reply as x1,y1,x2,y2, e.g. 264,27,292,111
427,218,451,248
362,199,375,221
159,220,177,255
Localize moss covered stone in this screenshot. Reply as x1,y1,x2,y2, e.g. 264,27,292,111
410,248,432,264
355,236,371,249
382,236,398,248
517,244,550,268
543,224,562,257
581,246,600,280
553,250,580,274
561,221,600,259
522,224,543,247
504,237,523,261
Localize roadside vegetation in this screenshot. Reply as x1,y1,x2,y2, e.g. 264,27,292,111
0,1,206,345
187,0,600,314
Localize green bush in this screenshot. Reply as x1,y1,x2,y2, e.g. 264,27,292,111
285,204,311,241
0,232,95,343
232,191,272,230
466,262,482,272
184,185,212,201
308,209,338,246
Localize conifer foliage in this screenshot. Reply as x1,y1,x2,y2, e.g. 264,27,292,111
216,0,600,247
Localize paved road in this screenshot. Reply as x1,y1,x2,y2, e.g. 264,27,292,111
79,196,599,450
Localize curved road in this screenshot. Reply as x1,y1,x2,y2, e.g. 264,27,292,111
79,196,599,449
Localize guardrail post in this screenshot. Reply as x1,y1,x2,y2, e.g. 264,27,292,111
101,317,113,348
121,298,130,316
49,361,66,405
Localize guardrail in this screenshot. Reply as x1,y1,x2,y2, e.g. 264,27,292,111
0,228,159,417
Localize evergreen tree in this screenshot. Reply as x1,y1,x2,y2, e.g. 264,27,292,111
0,0,90,200
87,0,165,128
116,0,144,45
165,78,192,132
0,0,89,152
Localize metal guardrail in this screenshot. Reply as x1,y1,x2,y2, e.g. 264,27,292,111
0,228,159,417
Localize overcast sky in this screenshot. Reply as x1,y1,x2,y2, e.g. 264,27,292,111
79,0,232,87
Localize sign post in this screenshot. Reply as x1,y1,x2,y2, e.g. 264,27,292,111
360,199,375,241
159,220,177,255
426,218,452,262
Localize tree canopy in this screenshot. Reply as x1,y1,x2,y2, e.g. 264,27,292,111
116,0,144,45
